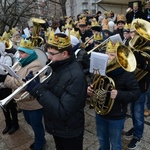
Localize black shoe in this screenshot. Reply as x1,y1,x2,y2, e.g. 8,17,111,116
8,125,19,134
124,128,134,140
30,140,46,150
30,142,34,149
127,138,141,150
2,126,12,134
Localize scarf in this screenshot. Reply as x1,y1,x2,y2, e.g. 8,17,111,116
19,51,38,67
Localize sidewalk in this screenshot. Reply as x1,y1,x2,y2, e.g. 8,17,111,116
0,102,150,150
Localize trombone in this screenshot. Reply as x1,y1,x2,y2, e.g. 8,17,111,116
87,38,109,55
81,35,94,48
0,61,53,111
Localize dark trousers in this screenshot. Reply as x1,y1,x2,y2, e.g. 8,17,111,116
53,132,83,150
23,109,46,150
0,88,18,127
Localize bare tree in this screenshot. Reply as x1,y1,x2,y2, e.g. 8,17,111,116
47,0,67,17
0,0,45,34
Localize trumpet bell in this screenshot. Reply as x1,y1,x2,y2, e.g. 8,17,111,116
117,45,137,72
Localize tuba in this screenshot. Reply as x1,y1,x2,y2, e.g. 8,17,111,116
30,17,46,47
90,44,136,115
129,18,150,81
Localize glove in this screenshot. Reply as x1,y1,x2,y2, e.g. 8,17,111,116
134,51,146,68
22,71,34,82
24,71,40,92
0,74,7,82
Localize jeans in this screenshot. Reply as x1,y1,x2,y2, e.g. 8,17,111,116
96,114,125,150
130,93,145,140
23,108,46,150
145,85,150,110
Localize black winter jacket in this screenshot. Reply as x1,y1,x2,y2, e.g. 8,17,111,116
126,10,146,24
101,68,140,120
30,55,87,138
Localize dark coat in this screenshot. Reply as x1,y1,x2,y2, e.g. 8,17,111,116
134,49,150,92
126,10,146,24
101,68,140,120
30,55,87,138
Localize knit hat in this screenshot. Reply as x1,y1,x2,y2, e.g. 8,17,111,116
18,38,34,55
0,42,6,56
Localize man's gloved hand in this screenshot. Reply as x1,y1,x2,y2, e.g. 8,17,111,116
23,71,40,92
0,74,7,82
134,51,146,68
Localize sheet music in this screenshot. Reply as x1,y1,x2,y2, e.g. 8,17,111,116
1,64,20,79
90,52,108,76
23,28,31,38
109,34,123,44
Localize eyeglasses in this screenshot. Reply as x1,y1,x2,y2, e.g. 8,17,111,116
47,51,60,56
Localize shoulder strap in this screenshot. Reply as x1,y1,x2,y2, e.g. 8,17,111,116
74,49,81,58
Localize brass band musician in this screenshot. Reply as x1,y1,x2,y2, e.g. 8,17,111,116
125,19,150,149
87,40,140,150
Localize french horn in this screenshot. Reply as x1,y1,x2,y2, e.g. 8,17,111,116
90,44,136,115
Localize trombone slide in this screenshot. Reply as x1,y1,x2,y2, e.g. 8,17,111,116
87,38,109,55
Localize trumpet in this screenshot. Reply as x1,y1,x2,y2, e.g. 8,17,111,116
0,61,53,111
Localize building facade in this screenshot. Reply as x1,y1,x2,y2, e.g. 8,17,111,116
66,0,146,19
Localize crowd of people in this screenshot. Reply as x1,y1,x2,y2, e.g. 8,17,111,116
0,1,150,150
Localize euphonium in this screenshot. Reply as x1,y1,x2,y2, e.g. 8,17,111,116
129,18,150,81
90,44,136,115
30,17,46,47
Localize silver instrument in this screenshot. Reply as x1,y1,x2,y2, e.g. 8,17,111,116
0,61,52,111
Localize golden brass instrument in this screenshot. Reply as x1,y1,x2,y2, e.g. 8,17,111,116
84,35,94,48
90,44,136,115
30,17,46,47
0,61,52,111
0,31,13,49
129,18,150,81
87,38,109,55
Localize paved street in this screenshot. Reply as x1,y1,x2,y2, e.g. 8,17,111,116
0,101,150,150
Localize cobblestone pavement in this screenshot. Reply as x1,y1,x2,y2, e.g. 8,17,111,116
0,102,150,150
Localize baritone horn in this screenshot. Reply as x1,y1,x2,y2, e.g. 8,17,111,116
0,61,53,111
90,44,136,115
129,18,150,81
